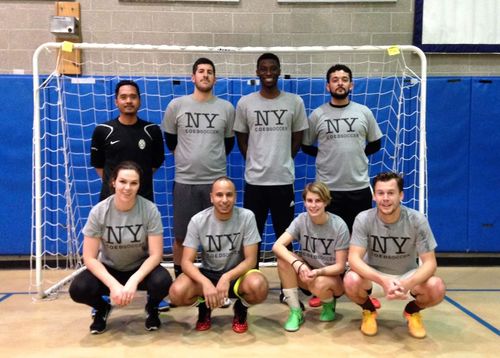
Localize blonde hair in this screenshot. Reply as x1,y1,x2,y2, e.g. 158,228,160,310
302,182,332,206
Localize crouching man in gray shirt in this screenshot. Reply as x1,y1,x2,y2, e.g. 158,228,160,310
344,172,445,339
168,177,269,334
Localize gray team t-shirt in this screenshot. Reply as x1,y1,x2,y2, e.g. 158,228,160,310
350,206,437,275
184,206,261,272
303,101,383,191
83,195,163,271
286,212,350,268
234,91,308,185
162,95,235,184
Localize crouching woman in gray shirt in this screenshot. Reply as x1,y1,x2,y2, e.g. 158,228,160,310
69,161,172,334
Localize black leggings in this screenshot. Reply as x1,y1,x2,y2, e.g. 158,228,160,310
69,264,172,310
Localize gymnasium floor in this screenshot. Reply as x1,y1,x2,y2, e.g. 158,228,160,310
0,267,498,358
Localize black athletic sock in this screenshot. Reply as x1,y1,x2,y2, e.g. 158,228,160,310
174,264,182,278
233,299,248,322
198,301,211,321
404,300,422,314
360,297,376,312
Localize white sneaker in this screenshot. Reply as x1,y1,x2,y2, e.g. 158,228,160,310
221,297,232,308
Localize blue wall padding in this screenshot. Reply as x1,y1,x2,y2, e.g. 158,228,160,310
426,78,471,251
0,76,34,254
468,78,500,251
1,74,499,254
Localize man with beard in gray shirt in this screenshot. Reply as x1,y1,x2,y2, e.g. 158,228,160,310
162,58,235,281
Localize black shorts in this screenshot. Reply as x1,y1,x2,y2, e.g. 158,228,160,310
199,267,239,299
326,187,372,233
243,183,295,237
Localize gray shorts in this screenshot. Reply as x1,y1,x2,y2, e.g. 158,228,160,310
173,182,212,240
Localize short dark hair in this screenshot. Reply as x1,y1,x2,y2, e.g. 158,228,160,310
326,64,353,82
109,161,143,193
373,172,404,192
115,80,140,98
257,52,281,69
192,57,216,75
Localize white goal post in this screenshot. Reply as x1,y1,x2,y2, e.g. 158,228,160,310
31,42,427,298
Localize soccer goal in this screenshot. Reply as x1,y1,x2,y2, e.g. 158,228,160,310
32,43,427,298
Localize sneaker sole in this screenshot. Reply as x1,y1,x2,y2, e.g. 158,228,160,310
319,315,335,322
90,328,106,335
361,329,377,337
232,325,248,333
284,318,305,332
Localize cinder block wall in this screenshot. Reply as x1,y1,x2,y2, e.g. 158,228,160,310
1,0,499,75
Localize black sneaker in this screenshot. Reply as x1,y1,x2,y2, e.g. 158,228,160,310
145,304,161,331
279,292,305,311
90,303,112,334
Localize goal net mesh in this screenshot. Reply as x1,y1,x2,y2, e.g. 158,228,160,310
31,43,426,297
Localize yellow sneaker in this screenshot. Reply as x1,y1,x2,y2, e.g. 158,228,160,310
404,311,426,338
361,310,377,336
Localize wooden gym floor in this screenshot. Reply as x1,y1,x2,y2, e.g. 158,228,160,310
0,266,498,358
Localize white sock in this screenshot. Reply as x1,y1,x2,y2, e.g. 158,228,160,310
321,297,334,304
283,288,300,309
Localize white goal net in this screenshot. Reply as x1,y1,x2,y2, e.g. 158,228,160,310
31,43,427,298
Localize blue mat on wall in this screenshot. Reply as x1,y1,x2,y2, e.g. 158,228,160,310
1,75,499,254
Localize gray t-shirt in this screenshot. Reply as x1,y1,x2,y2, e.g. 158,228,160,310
162,95,235,184
303,101,383,191
286,212,350,268
184,206,261,272
83,195,163,271
350,206,437,275
234,91,308,185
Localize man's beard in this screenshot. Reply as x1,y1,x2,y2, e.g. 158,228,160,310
330,88,350,100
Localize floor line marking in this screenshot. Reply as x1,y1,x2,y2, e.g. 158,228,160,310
444,295,499,336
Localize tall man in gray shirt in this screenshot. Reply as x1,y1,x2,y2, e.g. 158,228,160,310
162,58,235,279
234,52,308,271
168,177,269,333
344,172,445,339
302,64,383,234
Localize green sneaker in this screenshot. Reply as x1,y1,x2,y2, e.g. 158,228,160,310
319,300,336,322
284,308,304,332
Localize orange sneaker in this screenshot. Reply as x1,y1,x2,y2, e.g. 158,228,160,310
361,310,378,336
404,311,426,338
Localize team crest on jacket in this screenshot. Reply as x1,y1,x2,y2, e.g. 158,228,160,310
138,139,146,149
